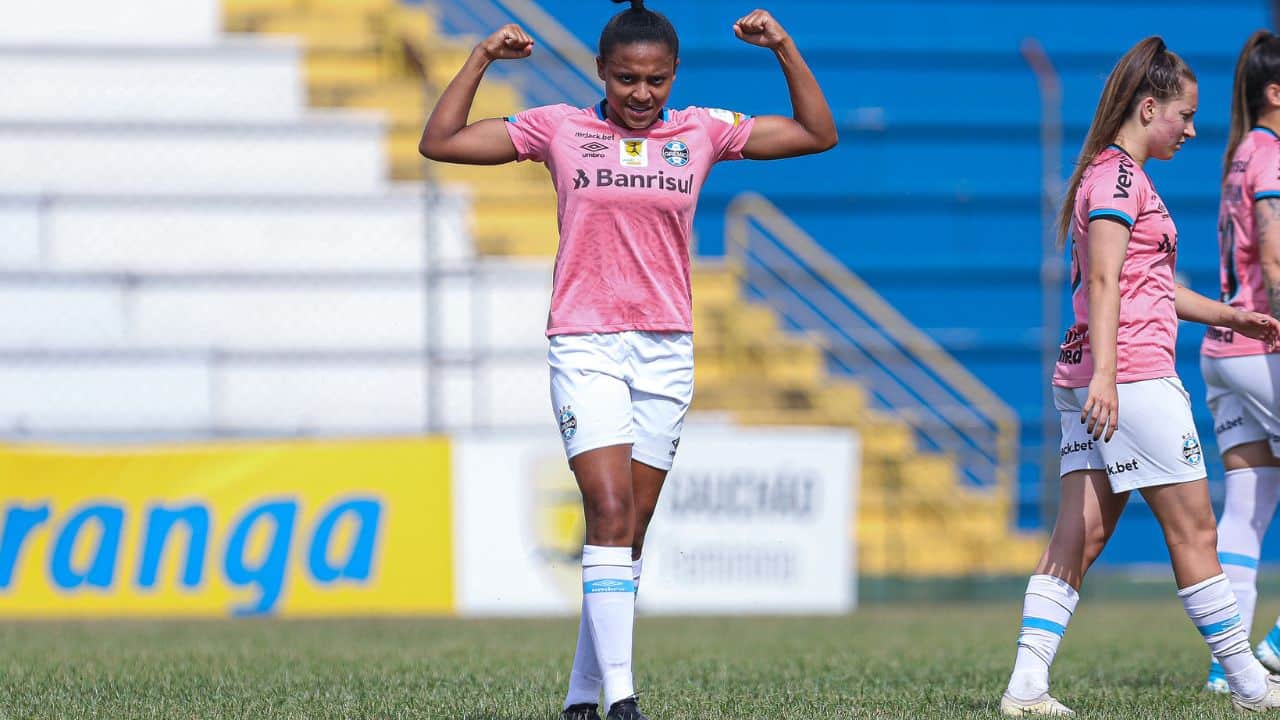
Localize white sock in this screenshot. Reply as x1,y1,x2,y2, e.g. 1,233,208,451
582,545,635,709
1217,467,1280,644
563,554,643,710
563,596,603,709
1007,574,1079,701
1180,573,1268,700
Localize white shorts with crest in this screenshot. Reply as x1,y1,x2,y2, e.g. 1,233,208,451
548,331,693,471
1055,377,1205,493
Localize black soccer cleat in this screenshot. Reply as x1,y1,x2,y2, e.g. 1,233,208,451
605,697,649,720
561,703,602,720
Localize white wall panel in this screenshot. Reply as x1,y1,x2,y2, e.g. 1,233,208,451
0,119,387,196
0,43,302,123
46,196,430,273
0,285,127,348
0,0,219,46
0,361,212,430
0,200,40,269
215,362,427,431
130,285,426,350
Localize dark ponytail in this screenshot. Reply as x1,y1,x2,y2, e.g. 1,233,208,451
1057,37,1195,244
1225,30,1280,180
599,0,679,59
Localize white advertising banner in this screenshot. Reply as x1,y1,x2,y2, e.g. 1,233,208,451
452,425,858,616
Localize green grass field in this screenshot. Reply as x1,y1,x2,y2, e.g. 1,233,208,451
0,598,1272,719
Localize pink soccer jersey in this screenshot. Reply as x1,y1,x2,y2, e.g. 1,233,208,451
504,101,754,336
1202,127,1280,358
1053,145,1181,388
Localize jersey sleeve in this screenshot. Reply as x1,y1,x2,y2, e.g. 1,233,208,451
1249,138,1280,201
691,107,756,162
1082,158,1142,229
504,104,575,163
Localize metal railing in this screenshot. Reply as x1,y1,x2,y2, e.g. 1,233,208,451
725,192,1019,505
429,0,599,107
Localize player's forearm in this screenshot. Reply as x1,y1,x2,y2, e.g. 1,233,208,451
419,48,492,159
1087,280,1120,377
1262,243,1280,320
1174,284,1234,326
772,39,838,151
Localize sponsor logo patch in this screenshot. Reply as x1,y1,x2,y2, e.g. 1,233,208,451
620,139,648,168
1216,416,1245,435
1060,439,1095,457
707,108,744,126
1106,458,1140,475
580,141,608,158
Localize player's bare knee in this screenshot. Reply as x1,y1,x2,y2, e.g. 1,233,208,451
584,494,635,546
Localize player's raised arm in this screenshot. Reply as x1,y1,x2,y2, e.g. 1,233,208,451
418,24,533,164
731,10,838,160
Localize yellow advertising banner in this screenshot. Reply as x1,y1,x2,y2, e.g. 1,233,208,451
0,438,452,617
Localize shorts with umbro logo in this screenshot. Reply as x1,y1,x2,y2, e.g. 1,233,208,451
1054,376,1205,493
548,331,693,471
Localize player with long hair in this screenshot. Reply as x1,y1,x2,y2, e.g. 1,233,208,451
1203,30,1280,694
998,37,1280,716
419,2,836,718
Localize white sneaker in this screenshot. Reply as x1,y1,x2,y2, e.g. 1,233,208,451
1258,639,1280,674
1231,674,1280,713
1000,692,1076,717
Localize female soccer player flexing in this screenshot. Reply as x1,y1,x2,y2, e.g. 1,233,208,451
1204,30,1280,694
998,37,1280,717
419,2,836,719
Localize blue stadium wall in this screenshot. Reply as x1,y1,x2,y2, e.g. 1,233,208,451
489,0,1274,566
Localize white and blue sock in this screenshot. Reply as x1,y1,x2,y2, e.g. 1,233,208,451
563,555,643,710
1218,467,1280,642
1007,574,1079,701
1180,573,1268,700
582,545,636,709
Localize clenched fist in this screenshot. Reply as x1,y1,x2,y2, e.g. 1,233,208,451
478,24,534,61
733,9,790,50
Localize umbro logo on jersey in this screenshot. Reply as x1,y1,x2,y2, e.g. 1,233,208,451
580,141,608,158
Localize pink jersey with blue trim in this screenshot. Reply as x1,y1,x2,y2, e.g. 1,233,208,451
1053,145,1181,387
504,101,754,336
1202,127,1280,358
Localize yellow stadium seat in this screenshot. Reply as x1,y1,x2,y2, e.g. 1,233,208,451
305,51,385,90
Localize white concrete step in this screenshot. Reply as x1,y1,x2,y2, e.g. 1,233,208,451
0,40,304,123
0,188,471,273
0,115,388,196
0,0,219,47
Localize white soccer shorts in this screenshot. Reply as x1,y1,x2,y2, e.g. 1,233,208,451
1202,353,1280,456
548,331,693,471
1055,376,1205,493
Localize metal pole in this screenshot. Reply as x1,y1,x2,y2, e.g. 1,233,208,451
1021,38,1063,527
